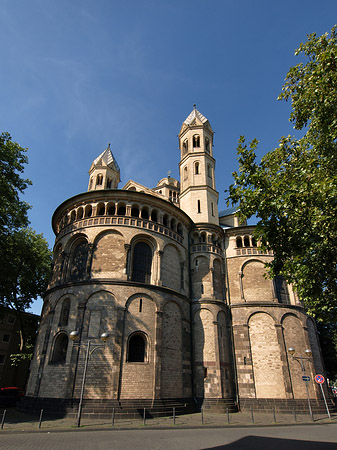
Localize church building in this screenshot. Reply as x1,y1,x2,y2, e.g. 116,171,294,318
24,107,329,416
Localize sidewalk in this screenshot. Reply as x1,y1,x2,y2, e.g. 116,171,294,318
1,408,336,433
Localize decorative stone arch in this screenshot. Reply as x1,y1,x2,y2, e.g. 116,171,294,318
106,202,116,215
161,243,183,291
84,204,92,218
248,312,286,398
247,309,279,326
91,230,125,279
76,206,84,220
240,259,274,302
141,206,149,220
83,290,116,339
125,292,159,312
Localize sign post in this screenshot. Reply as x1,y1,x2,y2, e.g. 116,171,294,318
315,374,330,419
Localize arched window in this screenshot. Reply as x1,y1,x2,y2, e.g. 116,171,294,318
193,135,200,148
59,299,70,327
106,178,112,188
85,205,92,218
163,214,169,227
274,276,290,304
177,223,183,236
205,137,210,153
77,207,84,220
141,207,149,219
207,164,212,178
127,333,146,362
201,233,206,243
131,206,140,217
236,237,243,248
96,174,103,186
97,203,105,216
70,240,88,280
70,210,76,222
151,209,158,223
117,203,126,215
107,203,115,215
131,242,152,283
244,236,250,247
183,166,188,180
195,162,200,174
51,333,68,364
182,139,188,155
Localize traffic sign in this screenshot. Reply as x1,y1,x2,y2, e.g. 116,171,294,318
315,374,325,384
302,376,310,382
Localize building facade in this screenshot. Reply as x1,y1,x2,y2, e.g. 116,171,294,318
25,107,328,414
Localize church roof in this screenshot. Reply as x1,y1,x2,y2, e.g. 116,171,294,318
92,145,120,172
218,206,239,217
184,105,208,125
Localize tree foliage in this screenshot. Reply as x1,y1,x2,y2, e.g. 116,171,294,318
0,132,31,235
227,26,337,323
0,132,52,361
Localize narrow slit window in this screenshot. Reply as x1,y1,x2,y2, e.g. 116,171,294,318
197,200,201,213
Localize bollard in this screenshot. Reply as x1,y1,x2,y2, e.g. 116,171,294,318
227,407,230,424
1,410,6,430
201,406,204,425
143,408,146,426
251,407,254,424
112,408,115,427
273,407,276,423
38,409,44,429
173,407,176,425
293,408,297,423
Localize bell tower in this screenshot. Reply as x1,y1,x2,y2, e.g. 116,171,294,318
178,106,219,225
88,144,120,191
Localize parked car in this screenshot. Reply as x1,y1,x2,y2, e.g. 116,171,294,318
0,387,25,407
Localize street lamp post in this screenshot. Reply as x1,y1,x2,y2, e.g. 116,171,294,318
288,347,314,421
70,330,110,427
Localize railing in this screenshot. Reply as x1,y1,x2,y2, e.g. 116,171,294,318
58,216,184,244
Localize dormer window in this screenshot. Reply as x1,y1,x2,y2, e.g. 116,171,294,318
193,135,200,148
96,174,103,186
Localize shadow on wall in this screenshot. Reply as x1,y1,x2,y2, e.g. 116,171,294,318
205,436,337,450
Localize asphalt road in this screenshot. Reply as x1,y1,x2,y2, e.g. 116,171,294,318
1,424,337,450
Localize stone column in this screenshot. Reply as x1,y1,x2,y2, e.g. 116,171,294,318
156,250,163,286
275,323,293,398
85,243,95,279
153,310,163,399
124,244,131,280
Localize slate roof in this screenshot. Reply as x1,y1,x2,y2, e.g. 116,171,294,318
93,145,120,172
218,206,239,217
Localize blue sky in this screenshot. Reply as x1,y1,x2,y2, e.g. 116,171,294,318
1,0,336,314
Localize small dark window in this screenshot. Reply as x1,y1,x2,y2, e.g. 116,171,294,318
244,236,250,247
205,137,210,153
117,204,126,215
59,299,70,327
127,333,146,362
211,202,214,216
2,334,10,343
195,162,200,174
97,205,105,216
139,298,142,312
131,242,152,283
203,366,207,378
236,237,243,248
51,333,68,364
163,215,169,227
141,208,149,219
0,354,5,364
131,206,140,217
106,178,112,188
96,174,103,186
151,210,158,222
193,135,200,148
197,200,201,213
108,204,115,215
207,164,212,178
182,139,188,154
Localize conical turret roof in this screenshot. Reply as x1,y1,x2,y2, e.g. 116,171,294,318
92,144,120,172
184,105,208,125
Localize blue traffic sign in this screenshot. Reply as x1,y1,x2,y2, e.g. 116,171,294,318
302,376,310,382
315,374,325,384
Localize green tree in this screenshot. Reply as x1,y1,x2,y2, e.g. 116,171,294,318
0,132,31,235
0,133,52,362
227,26,337,324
